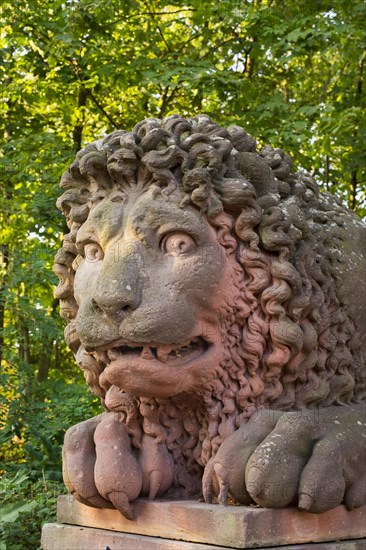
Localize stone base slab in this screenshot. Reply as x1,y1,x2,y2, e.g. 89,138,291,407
50,495,366,549
41,523,233,550
41,523,366,550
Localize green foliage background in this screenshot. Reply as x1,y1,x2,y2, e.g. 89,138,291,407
0,0,365,547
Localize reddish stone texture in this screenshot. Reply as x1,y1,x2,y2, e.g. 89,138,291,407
41,523,366,550
55,496,366,549
55,115,366,520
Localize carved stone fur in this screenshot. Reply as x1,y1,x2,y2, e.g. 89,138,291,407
55,115,366,512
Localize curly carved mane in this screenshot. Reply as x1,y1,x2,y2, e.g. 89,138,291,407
54,115,365,490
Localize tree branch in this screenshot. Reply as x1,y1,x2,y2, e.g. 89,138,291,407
142,1,172,52
159,86,179,117
87,91,120,129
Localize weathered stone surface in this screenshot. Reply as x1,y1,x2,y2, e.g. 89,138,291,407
55,496,366,549
54,115,366,520
41,523,366,550
41,523,224,550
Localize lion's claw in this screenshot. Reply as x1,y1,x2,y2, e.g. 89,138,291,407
107,491,135,521
214,463,229,505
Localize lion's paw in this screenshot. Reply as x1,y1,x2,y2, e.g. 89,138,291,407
203,405,366,513
63,412,142,520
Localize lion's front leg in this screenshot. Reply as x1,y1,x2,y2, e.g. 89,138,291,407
94,412,143,520
246,404,366,512
203,410,283,505
63,412,143,520
62,413,113,509
203,404,366,513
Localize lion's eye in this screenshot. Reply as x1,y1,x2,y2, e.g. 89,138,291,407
84,243,104,262
162,233,196,256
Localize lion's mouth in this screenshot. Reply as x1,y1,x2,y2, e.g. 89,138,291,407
93,337,209,367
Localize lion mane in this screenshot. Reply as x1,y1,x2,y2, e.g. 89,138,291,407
54,114,365,494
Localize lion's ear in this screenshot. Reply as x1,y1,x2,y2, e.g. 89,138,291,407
234,152,275,197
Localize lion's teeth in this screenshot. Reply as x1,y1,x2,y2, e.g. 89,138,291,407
104,338,203,364
107,349,119,361
141,346,154,360
157,347,169,363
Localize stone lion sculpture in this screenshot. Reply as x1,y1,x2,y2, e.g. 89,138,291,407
54,114,365,520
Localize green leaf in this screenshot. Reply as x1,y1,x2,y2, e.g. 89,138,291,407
0,501,38,523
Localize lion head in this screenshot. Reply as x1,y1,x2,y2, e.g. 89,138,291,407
55,115,365,494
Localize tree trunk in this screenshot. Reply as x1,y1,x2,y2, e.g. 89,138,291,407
72,86,88,151
1,78,13,368
23,324,31,366
37,345,51,382
246,36,258,79
54,340,60,371
325,155,330,191
350,170,357,210
0,243,9,367
348,53,364,210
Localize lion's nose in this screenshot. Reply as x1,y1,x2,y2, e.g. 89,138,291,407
92,256,142,319
92,285,140,318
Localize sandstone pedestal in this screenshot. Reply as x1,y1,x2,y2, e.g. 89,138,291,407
41,495,366,549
